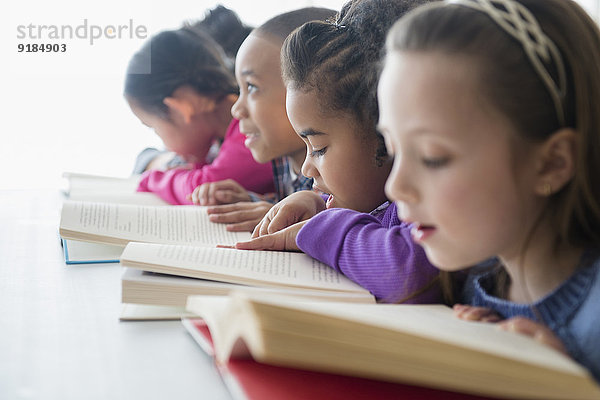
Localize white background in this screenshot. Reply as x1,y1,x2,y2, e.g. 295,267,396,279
1,0,597,190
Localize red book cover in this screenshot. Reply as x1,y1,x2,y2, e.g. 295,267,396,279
182,318,498,400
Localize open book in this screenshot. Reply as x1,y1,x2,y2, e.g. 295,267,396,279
60,172,168,264
120,242,373,298
62,172,168,206
182,318,497,400
59,201,250,247
122,268,375,308
186,292,600,400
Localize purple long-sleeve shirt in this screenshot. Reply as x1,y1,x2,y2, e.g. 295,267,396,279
296,202,441,303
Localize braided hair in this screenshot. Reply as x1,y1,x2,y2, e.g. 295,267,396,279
283,0,464,304
281,0,436,163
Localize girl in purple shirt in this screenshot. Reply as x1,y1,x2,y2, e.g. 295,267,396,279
237,0,448,304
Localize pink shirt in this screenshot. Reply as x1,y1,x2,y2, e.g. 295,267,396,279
137,119,274,205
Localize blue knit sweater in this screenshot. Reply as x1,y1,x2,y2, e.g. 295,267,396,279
462,251,600,382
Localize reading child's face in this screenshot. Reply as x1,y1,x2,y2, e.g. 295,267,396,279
128,99,214,164
287,88,390,212
231,33,305,164
377,52,540,270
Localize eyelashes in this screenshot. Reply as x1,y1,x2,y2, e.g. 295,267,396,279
310,147,328,157
422,157,449,168
376,126,451,170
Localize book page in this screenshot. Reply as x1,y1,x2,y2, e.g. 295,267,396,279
60,201,250,245
68,192,169,206
122,268,235,288
252,297,589,375
63,172,168,206
121,243,370,294
123,269,374,306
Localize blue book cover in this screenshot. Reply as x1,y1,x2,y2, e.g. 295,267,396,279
62,238,123,264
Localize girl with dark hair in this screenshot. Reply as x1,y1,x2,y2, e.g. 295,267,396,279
124,7,273,205
189,7,337,232
235,0,447,305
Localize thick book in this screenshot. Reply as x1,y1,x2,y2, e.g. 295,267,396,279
62,239,124,264
120,242,373,298
60,173,168,264
59,201,250,247
185,292,600,400
63,172,141,193
119,303,195,321
62,172,168,206
181,318,495,400
122,268,375,308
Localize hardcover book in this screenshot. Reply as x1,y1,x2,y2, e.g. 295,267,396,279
184,291,600,400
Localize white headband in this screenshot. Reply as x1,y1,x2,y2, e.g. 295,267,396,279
449,0,567,126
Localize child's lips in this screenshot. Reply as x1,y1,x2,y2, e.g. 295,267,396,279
312,183,329,195
243,132,260,147
325,194,334,209
311,185,333,207
410,223,436,242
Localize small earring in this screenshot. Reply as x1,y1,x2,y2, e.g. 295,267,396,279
542,182,553,196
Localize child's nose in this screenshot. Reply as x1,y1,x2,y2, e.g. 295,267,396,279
301,152,317,179
231,97,247,120
385,160,418,205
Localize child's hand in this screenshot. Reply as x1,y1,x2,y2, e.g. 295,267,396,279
498,317,568,355
190,179,252,205
453,304,503,322
206,201,273,232
235,221,307,251
454,306,568,355
251,191,326,238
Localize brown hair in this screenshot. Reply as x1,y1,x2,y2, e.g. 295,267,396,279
387,0,600,270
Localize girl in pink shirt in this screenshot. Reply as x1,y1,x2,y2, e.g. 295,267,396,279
124,13,273,205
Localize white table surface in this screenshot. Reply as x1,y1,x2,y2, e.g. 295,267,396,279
0,190,231,400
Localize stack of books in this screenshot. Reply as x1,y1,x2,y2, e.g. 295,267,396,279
59,172,375,320
58,172,600,399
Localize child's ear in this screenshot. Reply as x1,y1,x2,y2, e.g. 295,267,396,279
534,128,577,196
163,87,217,124
163,96,195,125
